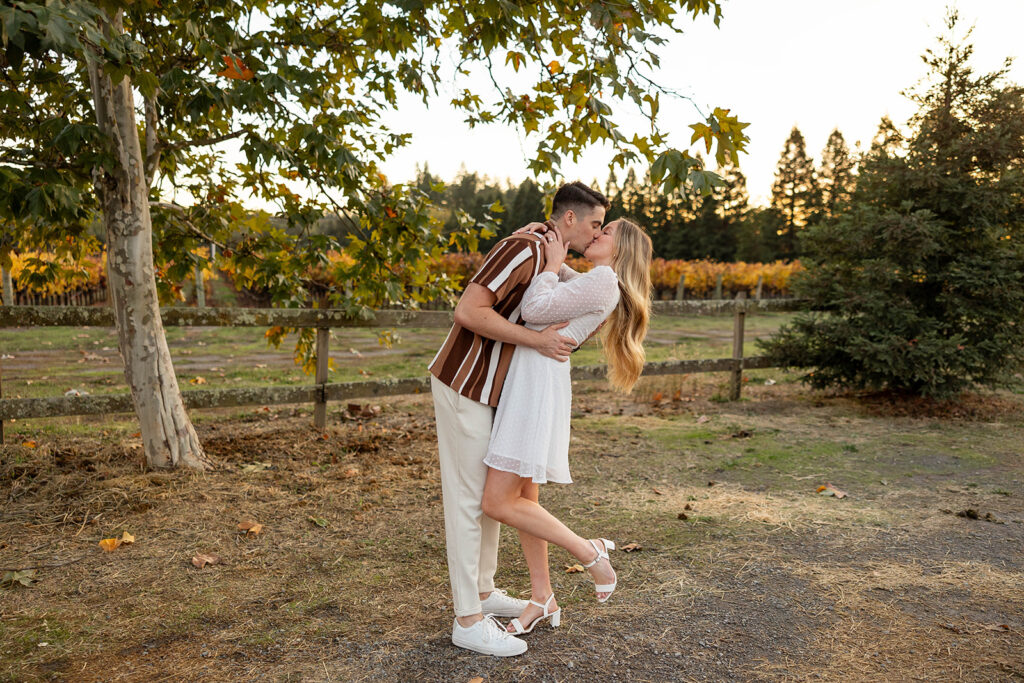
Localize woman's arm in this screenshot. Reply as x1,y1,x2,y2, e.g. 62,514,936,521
520,266,619,325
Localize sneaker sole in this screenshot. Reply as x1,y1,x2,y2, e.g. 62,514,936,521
451,637,527,657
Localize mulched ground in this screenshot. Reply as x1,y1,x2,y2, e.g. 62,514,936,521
1,379,1022,682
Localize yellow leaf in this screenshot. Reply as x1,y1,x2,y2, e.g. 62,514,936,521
120,531,135,544
98,538,122,552
237,520,263,535
22,440,37,449
190,376,206,385
547,60,562,75
565,563,584,573
621,542,642,552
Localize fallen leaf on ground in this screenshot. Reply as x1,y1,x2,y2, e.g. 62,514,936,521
816,483,848,498
652,487,663,495
651,392,664,403
621,543,642,552
565,564,584,573
342,468,359,478
98,538,122,552
241,461,273,473
467,677,484,683
684,503,693,510
2,569,37,587
120,531,135,544
22,440,37,449
191,553,222,569
308,516,328,528
983,624,1010,632
677,512,689,520
955,509,1001,523
189,376,206,385
237,520,263,536
696,415,710,425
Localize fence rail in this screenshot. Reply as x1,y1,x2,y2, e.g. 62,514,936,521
0,299,805,437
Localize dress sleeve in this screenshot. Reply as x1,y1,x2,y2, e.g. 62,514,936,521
558,263,582,282
469,236,543,302
520,265,619,324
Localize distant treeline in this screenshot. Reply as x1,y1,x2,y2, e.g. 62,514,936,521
401,125,851,263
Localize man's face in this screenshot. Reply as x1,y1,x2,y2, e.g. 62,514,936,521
568,205,606,252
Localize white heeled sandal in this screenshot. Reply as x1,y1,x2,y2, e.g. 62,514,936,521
506,593,561,635
582,538,617,603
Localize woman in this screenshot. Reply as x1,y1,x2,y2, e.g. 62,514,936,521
480,218,653,635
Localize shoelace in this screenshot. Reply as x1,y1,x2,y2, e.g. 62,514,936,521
480,614,510,643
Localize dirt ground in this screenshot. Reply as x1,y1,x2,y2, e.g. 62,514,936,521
1,375,1023,682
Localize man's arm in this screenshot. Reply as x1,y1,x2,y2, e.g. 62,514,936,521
454,283,575,362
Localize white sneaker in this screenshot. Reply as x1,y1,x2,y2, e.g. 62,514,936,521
480,589,529,618
451,615,528,657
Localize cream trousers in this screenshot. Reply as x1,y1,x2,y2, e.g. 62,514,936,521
430,375,501,617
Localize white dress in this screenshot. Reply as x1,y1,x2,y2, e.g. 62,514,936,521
484,265,620,483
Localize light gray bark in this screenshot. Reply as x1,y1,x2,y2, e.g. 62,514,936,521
85,11,211,470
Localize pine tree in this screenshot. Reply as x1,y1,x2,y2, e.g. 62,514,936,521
761,12,1024,399
770,126,821,256
818,129,856,218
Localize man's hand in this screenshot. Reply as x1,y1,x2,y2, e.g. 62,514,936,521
534,321,575,362
513,222,549,235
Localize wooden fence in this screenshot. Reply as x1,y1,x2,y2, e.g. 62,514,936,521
0,298,803,442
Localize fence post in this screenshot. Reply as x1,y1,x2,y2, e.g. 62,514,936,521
313,327,329,429
755,275,763,301
714,273,723,300
675,276,685,301
195,262,206,308
1,266,12,306
729,291,747,401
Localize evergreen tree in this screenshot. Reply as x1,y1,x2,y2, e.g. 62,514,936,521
770,126,821,256
761,12,1024,399
818,129,856,218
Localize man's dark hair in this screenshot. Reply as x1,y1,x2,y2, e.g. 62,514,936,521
551,181,610,219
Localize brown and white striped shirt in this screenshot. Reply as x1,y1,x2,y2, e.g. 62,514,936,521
429,233,548,407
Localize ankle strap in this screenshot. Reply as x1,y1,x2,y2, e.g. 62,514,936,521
528,593,556,615
582,539,608,569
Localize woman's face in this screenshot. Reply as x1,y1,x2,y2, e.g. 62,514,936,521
584,221,618,263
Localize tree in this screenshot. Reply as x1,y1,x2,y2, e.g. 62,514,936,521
0,1,749,469
770,126,820,257
818,129,855,219
761,12,1024,399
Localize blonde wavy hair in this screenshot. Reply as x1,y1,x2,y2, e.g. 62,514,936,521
601,218,653,393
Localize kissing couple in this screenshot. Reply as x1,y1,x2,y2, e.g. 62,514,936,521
428,180,653,656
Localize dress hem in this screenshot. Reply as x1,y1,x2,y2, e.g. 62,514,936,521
482,456,573,485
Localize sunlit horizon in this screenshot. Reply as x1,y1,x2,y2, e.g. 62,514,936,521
378,0,1024,208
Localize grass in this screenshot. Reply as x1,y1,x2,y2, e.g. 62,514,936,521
0,312,797,428
1,375,1023,680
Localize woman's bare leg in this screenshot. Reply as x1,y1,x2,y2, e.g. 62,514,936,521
483,468,616,601
510,480,558,629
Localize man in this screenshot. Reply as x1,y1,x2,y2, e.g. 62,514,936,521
428,181,610,656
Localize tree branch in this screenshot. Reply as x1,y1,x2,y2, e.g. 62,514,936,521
149,201,228,251
144,93,160,187
164,129,246,153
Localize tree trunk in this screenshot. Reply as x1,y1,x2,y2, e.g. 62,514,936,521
86,12,212,470
1,266,12,306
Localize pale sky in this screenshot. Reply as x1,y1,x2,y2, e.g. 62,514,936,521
378,0,1024,206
